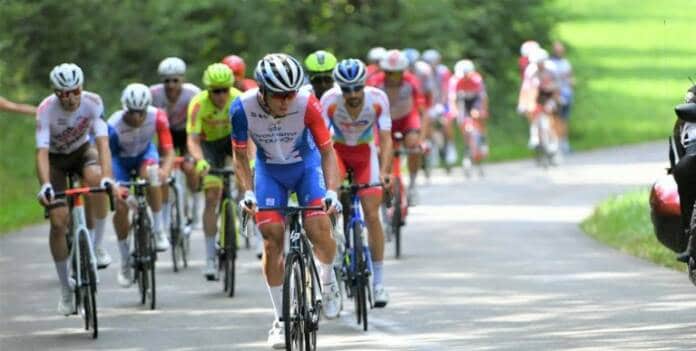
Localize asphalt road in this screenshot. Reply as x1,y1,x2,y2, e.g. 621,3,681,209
3,142,696,351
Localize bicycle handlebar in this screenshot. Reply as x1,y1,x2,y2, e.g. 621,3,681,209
208,167,235,176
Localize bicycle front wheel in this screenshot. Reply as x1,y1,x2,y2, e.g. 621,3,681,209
283,251,306,351
222,200,237,297
392,178,402,259
78,230,98,338
170,193,182,272
352,221,368,331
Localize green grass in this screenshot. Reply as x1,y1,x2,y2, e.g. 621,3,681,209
581,189,684,272
0,111,44,233
556,0,695,150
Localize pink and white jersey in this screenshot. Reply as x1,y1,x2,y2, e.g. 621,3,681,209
231,88,332,165
320,86,391,146
35,91,108,154
150,83,200,130
107,106,173,158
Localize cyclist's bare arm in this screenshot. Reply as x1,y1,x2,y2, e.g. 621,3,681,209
379,130,393,176
233,146,253,193
94,136,113,178
187,133,204,162
418,105,429,141
0,96,36,116
36,148,50,186
160,148,175,176
319,145,339,192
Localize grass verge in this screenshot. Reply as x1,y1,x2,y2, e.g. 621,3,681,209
581,189,684,272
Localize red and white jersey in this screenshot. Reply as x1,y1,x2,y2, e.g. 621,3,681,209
35,91,108,154
320,86,391,147
231,88,332,165
107,106,173,158
367,71,426,121
150,83,200,131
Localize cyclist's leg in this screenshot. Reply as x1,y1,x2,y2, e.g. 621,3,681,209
111,154,134,284
80,146,108,253
47,158,71,287
255,162,288,321
673,155,696,258
138,145,166,244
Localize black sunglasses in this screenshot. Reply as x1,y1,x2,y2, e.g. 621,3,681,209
310,75,334,84
210,88,229,95
340,85,364,94
164,78,181,84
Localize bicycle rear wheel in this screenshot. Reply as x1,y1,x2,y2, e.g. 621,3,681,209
283,251,306,351
79,230,98,338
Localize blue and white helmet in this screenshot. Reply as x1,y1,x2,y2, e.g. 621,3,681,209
254,53,305,93
333,59,367,88
403,48,420,66
121,83,152,110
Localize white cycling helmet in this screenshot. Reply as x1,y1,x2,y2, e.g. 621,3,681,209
380,50,409,72
413,60,432,76
528,48,549,64
454,59,475,78
50,63,84,91
158,57,186,76
422,49,441,65
121,83,152,110
520,40,540,57
367,47,387,63
254,53,305,93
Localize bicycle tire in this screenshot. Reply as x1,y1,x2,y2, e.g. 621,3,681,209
79,230,98,338
304,252,319,351
170,188,181,272
223,200,237,297
353,221,368,331
283,251,306,350
149,231,157,310
392,178,402,259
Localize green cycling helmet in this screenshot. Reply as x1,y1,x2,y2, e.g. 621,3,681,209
304,50,337,73
202,63,235,88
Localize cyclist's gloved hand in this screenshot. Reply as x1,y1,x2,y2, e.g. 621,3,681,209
37,182,54,206
323,190,342,213
100,177,116,190
239,190,257,214
195,159,210,174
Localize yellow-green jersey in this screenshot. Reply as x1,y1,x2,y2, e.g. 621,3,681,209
186,87,242,142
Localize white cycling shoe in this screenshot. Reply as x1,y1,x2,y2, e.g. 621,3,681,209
154,230,170,252
58,279,75,316
118,263,133,288
203,258,217,280
374,285,390,308
267,319,285,349
95,246,112,269
321,281,342,320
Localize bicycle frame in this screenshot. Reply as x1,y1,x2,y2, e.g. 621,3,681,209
344,187,375,281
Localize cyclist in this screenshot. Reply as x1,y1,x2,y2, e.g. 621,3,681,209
230,53,341,348
366,46,386,79
367,49,427,206
109,83,174,287
448,59,489,169
150,57,201,232
550,41,575,153
304,50,338,99
35,63,114,315
186,63,243,279
320,58,393,307
222,55,259,92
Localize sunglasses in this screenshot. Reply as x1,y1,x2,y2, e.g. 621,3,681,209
340,85,364,94
210,88,229,95
164,78,181,84
127,109,146,116
269,91,298,100
385,71,403,77
310,75,334,85
55,88,81,98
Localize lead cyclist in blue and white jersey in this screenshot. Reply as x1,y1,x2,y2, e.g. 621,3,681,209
230,53,341,349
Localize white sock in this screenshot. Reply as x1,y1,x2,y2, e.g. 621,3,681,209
55,259,70,289
373,261,384,288
93,217,106,248
152,209,162,233
118,239,130,266
206,236,217,260
267,284,283,320
318,261,335,287
162,201,171,232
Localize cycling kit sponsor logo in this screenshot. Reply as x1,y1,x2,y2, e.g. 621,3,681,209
52,116,91,152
